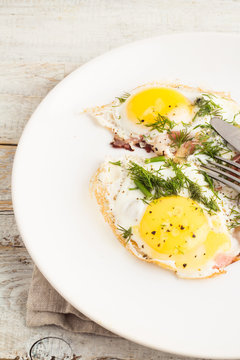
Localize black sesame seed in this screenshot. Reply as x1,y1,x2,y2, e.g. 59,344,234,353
192,234,196,238
183,263,187,268
151,231,156,235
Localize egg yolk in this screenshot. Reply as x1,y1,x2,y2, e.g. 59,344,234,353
126,87,192,125
139,196,231,271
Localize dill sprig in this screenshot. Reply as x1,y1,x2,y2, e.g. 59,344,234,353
195,131,231,159
116,92,130,104
229,208,240,229
169,130,193,149
128,161,155,191
193,123,213,130
109,160,121,166
198,140,230,158
229,216,240,229
128,160,219,213
186,179,202,201
201,196,220,212
200,170,219,198
226,111,240,126
185,178,219,212
144,156,165,164
117,225,132,242
193,94,222,121
144,113,176,132
128,161,182,199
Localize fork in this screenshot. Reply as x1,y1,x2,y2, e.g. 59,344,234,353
201,156,240,193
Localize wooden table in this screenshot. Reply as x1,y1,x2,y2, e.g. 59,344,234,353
1,1,240,358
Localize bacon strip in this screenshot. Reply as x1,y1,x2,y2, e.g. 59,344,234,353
135,136,153,153
110,136,134,151
175,141,196,158
233,154,240,163
213,253,236,270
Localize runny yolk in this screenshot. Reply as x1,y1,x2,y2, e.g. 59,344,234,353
138,196,231,271
126,87,192,125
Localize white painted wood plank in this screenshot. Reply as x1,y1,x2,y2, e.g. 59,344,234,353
0,214,22,247
0,94,42,144
0,63,65,97
0,145,15,211
0,64,65,143
0,0,240,64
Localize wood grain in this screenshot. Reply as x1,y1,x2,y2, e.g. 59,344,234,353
0,64,65,144
0,145,15,212
0,214,22,247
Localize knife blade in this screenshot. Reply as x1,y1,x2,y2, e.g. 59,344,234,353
210,117,240,153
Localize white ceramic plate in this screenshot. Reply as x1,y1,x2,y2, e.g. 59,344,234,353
12,33,240,359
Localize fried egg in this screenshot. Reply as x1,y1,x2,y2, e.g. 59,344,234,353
88,83,240,159
91,156,240,279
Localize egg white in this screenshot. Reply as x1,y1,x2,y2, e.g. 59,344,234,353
88,83,240,154
92,155,240,279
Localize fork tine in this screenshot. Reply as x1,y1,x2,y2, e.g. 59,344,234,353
208,160,240,177
214,155,240,170
202,164,240,185
201,168,240,193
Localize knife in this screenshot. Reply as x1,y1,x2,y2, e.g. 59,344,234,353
210,117,240,153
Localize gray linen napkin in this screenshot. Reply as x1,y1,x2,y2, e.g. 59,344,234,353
26,267,114,336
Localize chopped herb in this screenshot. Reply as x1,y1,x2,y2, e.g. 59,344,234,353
201,196,220,213
193,94,222,121
169,129,193,149
181,121,191,128
186,179,202,202
109,160,121,166
128,160,219,213
134,179,152,199
175,246,184,254
195,132,231,159
193,123,213,130
232,112,240,126
225,111,240,126
228,208,240,229
200,170,219,198
144,113,176,132
117,225,133,242
116,92,130,103
145,156,165,164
